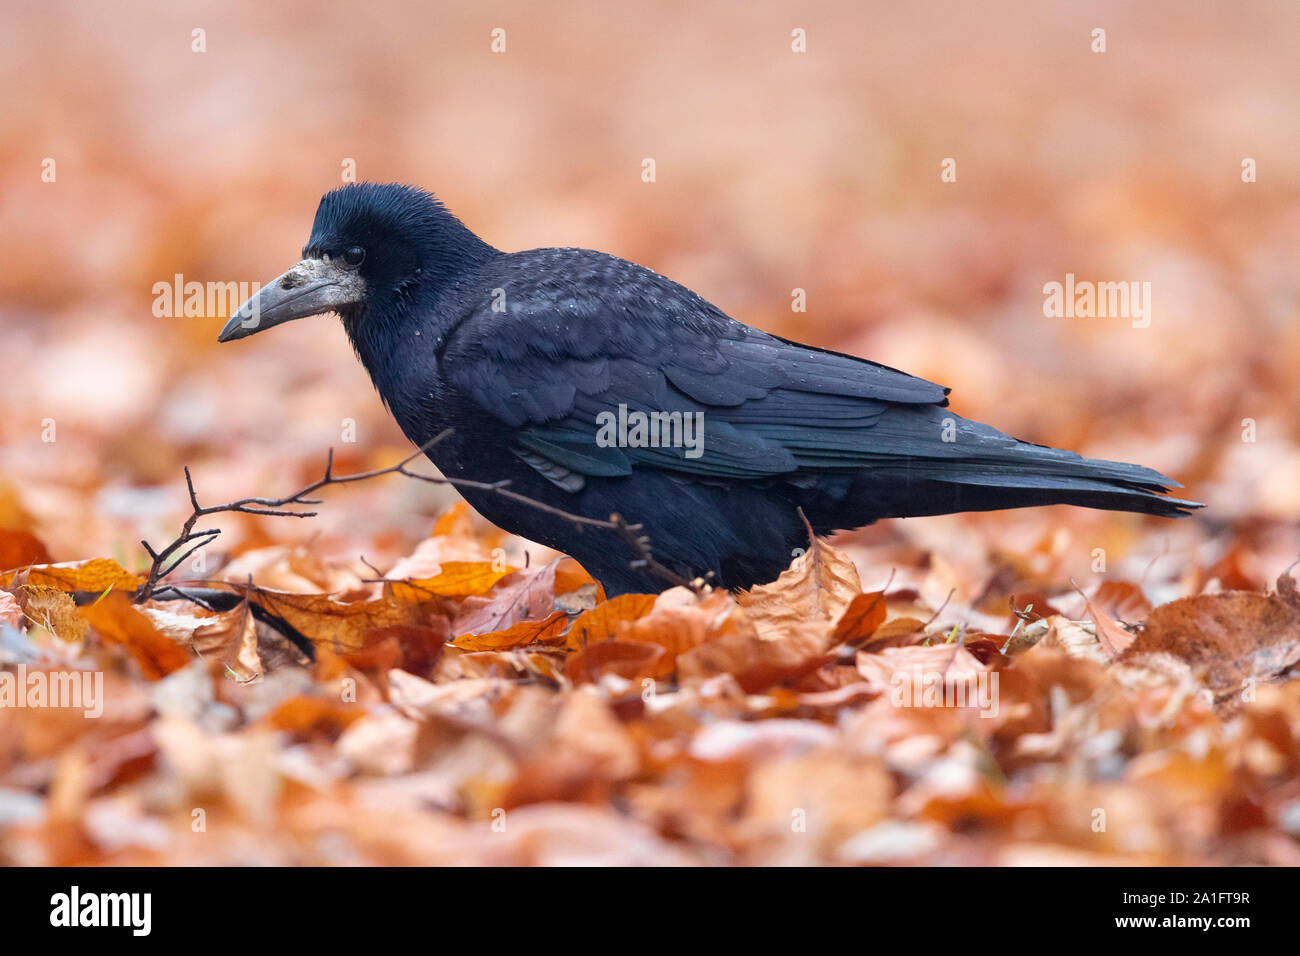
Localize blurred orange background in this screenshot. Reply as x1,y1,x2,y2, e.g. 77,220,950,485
2,0,1298,592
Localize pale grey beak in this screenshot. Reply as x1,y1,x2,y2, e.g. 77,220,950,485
217,257,364,342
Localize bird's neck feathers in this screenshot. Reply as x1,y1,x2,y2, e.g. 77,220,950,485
407,203,501,283
338,223,497,396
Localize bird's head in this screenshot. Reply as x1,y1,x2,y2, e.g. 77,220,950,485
217,182,494,343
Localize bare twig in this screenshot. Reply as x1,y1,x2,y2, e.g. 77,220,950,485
137,428,693,601
921,587,956,629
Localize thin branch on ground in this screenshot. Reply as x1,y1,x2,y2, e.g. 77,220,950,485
137,428,695,601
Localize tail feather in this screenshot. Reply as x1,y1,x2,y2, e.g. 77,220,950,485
864,446,1202,519
815,407,1205,522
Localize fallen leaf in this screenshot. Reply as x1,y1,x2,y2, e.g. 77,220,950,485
738,535,861,640
0,589,21,628
832,590,887,645
238,588,424,655
14,585,88,643
1085,594,1137,658
566,639,664,684
3,558,142,594
0,529,52,571
389,561,516,601
1123,574,1300,710
452,563,559,636
261,695,366,739
81,592,191,679
451,610,568,651
1092,580,1153,622
565,593,656,650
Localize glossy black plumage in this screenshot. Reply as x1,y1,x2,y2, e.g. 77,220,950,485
229,183,1201,596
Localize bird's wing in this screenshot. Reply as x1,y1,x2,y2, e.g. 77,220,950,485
444,250,955,487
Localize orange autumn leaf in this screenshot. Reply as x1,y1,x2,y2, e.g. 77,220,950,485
4,558,143,594
1123,574,1300,710
565,593,657,650
654,587,833,693
855,643,995,703
340,634,404,674
261,695,366,738
452,610,568,651
617,587,739,675
860,616,929,650
189,605,262,682
80,591,190,679
432,500,477,538
237,587,426,655
737,534,861,642
676,536,862,693
566,639,665,684
361,623,448,676
832,590,888,645
0,529,52,571
679,617,834,693
389,560,516,601
1091,580,1153,623
452,563,560,635
554,557,602,600
15,585,88,642
1085,594,1137,658
0,589,21,628
438,646,566,682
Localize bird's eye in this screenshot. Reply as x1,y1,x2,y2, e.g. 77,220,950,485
342,246,366,268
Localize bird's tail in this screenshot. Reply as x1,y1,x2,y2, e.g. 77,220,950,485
837,407,1203,521
892,459,1201,519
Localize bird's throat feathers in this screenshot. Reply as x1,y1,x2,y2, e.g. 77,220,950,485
320,184,500,381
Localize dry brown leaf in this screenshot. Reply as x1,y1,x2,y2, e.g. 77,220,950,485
0,529,52,572
831,590,887,645
737,535,861,640
385,503,496,578
1092,580,1153,622
678,605,831,694
432,501,476,539
855,643,997,715
554,558,601,599
80,592,191,679
1123,574,1300,710
389,561,516,601
674,539,860,693
219,546,363,593
564,593,657,650
191,606,262,682
860,616,929,649
241,588,425,655
0,588,21,628
436,647,565,682
613,587,739,678
261,695,366,739
358,622,448,677
566,639,664,684
452,563,559,636
15,584,88,642
451,610,568,651
3,558,143,594
1085,594,1137,658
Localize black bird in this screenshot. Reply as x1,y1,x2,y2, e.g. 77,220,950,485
219,183,1201,596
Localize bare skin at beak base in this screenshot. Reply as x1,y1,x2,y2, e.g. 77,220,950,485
218,257,364,342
